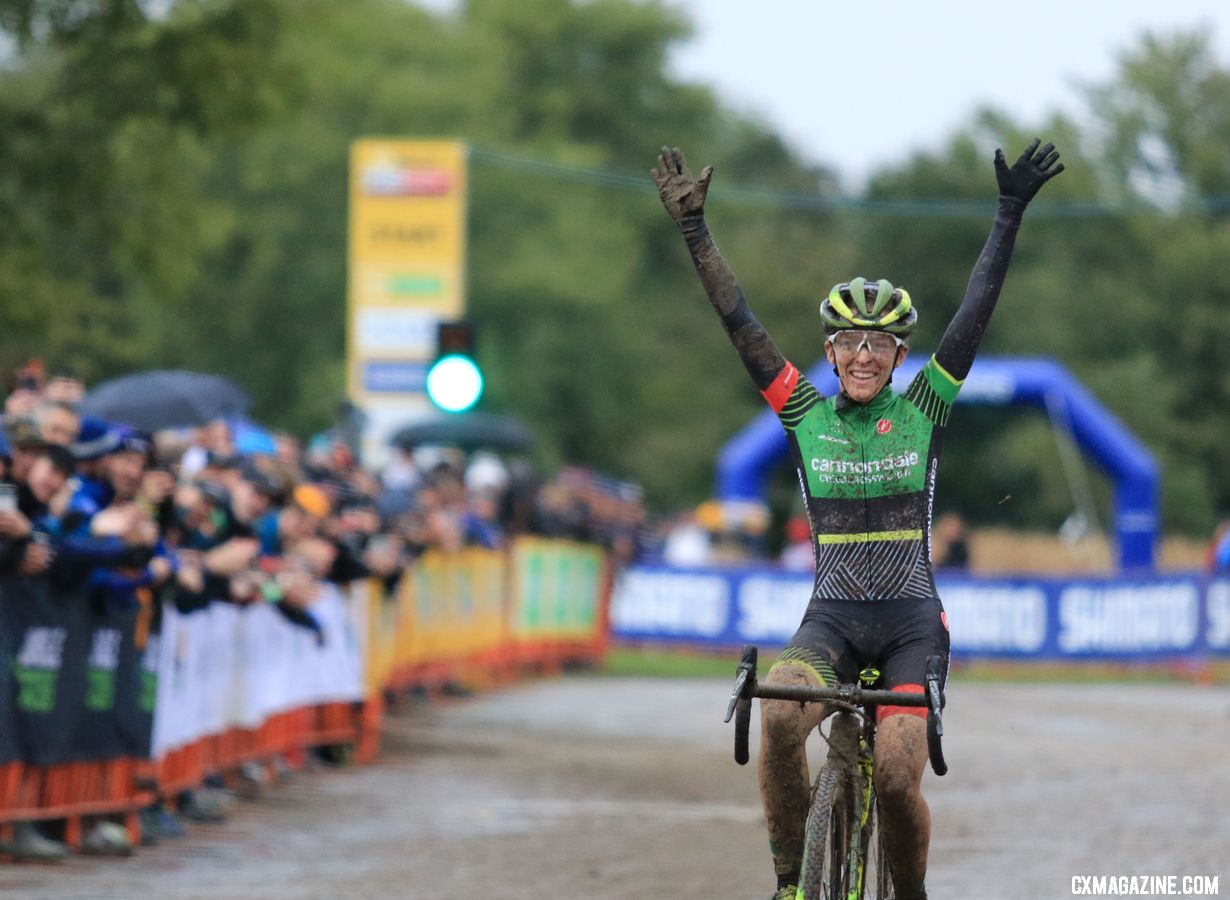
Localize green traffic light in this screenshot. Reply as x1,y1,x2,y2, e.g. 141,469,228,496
426,354,483,412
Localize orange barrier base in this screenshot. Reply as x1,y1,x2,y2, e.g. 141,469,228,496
0,759,152,851
1,695,382,848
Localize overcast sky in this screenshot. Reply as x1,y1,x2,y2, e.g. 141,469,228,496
666,0,1230,187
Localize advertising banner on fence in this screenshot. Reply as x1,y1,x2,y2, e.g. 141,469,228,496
509,538,606,645
150,587,365,759
0,575,153,766
610,566,1230,660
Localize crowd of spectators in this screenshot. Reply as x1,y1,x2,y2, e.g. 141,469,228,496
0,361,648,860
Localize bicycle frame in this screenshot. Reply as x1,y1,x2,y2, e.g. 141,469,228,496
824,707,877,900
725,644,947,900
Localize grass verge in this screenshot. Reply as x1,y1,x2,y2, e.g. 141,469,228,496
601,644,1230,684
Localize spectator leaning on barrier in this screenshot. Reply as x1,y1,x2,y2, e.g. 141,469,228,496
0,439,78,861
0,443,74,580
77,430,177,619
3,422,165,857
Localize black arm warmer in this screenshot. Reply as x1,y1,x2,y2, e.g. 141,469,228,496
679,214,787,390
933,198,1027,381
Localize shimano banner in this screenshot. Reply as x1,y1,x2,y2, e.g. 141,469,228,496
610,566,1230,660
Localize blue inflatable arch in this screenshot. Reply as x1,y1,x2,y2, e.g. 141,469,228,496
716,355,1159,570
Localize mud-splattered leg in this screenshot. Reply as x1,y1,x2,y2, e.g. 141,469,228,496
874,714,930,899
757,663,825,882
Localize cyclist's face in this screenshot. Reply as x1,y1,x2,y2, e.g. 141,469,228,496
824,331,908,403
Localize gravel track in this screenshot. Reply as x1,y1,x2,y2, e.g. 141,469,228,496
4,676,1227,899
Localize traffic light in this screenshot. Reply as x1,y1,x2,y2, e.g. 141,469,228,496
426,320,483,413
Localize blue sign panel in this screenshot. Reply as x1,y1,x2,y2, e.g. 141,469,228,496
362,361,429,394
610,566,1230,661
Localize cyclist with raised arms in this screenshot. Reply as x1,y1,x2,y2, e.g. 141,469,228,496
653,140,1063,900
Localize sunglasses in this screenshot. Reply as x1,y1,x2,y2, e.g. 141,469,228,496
826,330,906,358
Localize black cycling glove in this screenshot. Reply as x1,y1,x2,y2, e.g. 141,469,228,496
995,139,1064,205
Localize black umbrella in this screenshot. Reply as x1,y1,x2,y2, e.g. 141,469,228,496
80,370,251,431
390,412,535,453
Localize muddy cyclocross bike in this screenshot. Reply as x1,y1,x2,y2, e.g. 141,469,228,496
725,646,948,900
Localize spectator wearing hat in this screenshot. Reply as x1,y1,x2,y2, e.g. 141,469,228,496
47,428,171,613
58,427,152,552
75,429,176,614
61,421,124,532
257,483,331,557
71,416,121,466
106,428,154,503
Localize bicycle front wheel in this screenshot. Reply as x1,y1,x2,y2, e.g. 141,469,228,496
862,798,893,899
798,763,854,899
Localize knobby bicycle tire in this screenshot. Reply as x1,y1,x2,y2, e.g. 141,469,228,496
798,763,853,899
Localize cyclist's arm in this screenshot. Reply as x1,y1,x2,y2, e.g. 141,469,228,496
933,140,1064,381
678,214,788,390
652,146,790,391
931,196,1025,382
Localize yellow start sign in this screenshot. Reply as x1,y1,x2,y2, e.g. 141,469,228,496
346,140,469,460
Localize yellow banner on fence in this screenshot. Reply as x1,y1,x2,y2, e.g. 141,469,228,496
378,539,608,684
393,548,505,670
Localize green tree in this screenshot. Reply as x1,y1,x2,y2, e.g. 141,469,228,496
0,0,283,381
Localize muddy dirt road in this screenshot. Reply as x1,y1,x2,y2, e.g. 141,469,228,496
4,677,1227,899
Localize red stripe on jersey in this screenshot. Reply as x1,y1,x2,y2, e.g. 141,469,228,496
761,362,799,413
875,684,928,724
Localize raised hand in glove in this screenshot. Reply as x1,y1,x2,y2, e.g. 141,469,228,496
995,138,1065,205
652,146,714,223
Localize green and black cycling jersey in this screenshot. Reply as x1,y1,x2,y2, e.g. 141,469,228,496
676,195,1030,604
760,355,959,601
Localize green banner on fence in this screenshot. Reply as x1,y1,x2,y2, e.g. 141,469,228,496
509,538,604,640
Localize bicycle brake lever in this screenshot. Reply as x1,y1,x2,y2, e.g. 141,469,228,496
926,678,944,736
925,654,948,776
724,668,749,724
924,654,946,734
724,645,759,723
